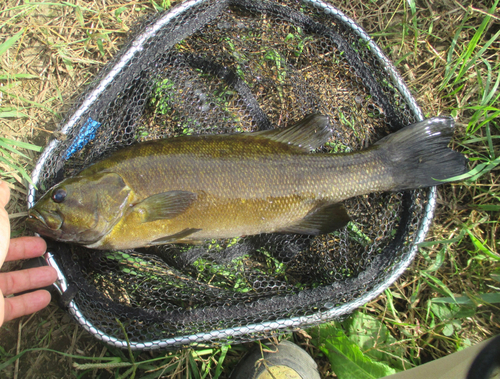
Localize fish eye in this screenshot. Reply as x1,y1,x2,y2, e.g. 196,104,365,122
52,188,67,203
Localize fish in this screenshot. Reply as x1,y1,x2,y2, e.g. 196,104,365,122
27,114,468,250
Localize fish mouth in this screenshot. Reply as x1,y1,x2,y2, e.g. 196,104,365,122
27,208,44,223
27,209,46,227
27,208,63,232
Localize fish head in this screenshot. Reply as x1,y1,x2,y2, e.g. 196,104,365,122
27,172,132,245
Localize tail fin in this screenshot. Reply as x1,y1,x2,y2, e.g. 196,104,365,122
375,117,468,191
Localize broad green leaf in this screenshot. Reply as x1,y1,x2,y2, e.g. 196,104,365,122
422,246,446,272
479,293,500,304
490,273,500,283
343,312,407,371
310,323,396,379
443,323,455,337
429,302,476,323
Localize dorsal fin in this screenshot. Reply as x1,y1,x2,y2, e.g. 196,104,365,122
254,114,332,151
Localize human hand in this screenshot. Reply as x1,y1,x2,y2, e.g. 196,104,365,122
0,181,58,327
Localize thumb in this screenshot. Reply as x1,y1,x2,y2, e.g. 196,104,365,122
0,180,10,208
0,181,11,267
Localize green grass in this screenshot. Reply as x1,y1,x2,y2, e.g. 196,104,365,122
0,137,41,186
0,29,43,188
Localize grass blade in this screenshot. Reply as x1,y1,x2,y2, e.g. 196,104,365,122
0,347,121,371
452,0,500,86
0,108,29,118
421,271,457,303
439,155,500,182
213,345,229,379
466,230,500,261
0,73,38,80
0,137,42,152
0,28,25,56
188,351,201,379
440,0,500,90
432,293,500,305
0,140,30,159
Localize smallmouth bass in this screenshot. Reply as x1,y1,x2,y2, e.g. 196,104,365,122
27,114,468,250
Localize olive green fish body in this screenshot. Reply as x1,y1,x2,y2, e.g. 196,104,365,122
84,135,389,249
27,115,468,250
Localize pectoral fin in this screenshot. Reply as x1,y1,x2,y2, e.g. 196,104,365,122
254,114,332,151
278,203,350,235
131,191,197,223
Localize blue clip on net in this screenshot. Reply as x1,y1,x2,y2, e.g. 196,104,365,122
64,118,102,160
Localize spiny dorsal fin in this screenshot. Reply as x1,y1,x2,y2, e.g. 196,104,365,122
131,191,197,223
254,114,332,151
277,202,350,235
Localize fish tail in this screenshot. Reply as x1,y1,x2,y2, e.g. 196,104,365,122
375,117,468,190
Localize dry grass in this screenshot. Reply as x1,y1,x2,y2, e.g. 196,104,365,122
0,0,498,378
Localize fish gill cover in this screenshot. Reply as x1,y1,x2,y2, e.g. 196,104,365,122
29,0,436,350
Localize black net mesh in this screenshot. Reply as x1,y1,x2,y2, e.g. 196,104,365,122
29,0,432,350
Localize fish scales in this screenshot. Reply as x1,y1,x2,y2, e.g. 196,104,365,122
87,136,389,248
84,134,390,201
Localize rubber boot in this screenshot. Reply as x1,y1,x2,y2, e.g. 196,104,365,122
230,340,321,379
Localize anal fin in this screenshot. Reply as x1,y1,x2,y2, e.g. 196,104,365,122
278,203,350,235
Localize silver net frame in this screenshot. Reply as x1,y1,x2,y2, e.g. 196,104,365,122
27,0,435,350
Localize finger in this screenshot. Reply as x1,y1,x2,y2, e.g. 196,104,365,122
0,266,57,296
6,237,47,262
2,289,52,323
0,180,10,208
